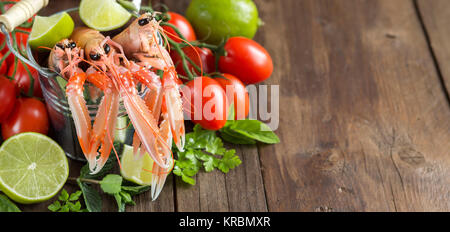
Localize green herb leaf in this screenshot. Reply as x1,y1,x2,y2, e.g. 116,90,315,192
217,149,242,173
77,179,102,212
59,204,70,212
47,200,61,212
220,128,257,145
114,193,126,212
0,194,20,212
173,125,241,185
121,185,151,196
222,119,280,144
69,191,82,201
100,174,123,195
58,189,69,201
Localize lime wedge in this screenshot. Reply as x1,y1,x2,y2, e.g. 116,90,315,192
79,0,132,31
0,133,69,204
28,12,74,50
120,145,153,185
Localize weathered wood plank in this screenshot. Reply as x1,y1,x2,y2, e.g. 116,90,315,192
257,0,450,212
164,0,268,212
416,0,450,93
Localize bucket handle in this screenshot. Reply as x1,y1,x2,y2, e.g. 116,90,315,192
0,0,48,32
0,0,55,77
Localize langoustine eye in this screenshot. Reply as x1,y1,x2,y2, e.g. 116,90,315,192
104,44,110,54
89,53,100,61
56,43,64,50
138,17,151,26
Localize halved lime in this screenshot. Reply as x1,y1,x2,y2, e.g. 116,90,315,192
120,145,153,186
28,12,75,50
79,0,132,31
0,133,69,204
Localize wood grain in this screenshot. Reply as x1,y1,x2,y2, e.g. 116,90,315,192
163,0,268,212
416,0,450,94
15,0,450,212
256,0,450,211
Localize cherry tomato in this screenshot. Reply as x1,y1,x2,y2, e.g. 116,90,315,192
0,52,7,75
0,76,17,123
2,97,49,140
182,76,228,130
8,60,42,98
162,12,197,43
171,47,215,80
219,37,273,84
215,74,249,120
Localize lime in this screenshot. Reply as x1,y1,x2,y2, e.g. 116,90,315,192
120,145,153,186
186,0,262,45
28,12,74,50
0,133,69,204
79,0,132,31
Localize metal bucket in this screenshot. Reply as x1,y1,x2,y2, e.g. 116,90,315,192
1,7,146,161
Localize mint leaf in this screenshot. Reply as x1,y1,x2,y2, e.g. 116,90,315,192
114,193,126,212
100,174,123,195
77,179,102,212
0,194,20,212
121,185,151,196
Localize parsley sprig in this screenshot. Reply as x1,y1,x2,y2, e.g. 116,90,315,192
173,124,242,185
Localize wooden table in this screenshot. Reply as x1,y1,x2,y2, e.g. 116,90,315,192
22,0,450,212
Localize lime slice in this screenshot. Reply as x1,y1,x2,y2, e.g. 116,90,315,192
120,145,153,185
79,0,132,31
28,12,75,50
114,116,129,144
0,133,69,204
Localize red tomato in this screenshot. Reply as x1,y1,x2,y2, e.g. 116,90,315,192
162,12,197,43
0,52,7,75
219,37,273,84
182,76,228,130
171,47,215,79
2,97,49,140
8,60,42,98
215,74,249,120
0,76,17,123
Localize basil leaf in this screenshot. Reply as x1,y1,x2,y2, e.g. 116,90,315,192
226,120,280,144
220,127,257,145
0,194,20,212
77,179,102,212
100,174,123,195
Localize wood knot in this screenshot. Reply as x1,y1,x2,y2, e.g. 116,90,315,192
310,149,344,173
397,147,425,166
315,206,333,212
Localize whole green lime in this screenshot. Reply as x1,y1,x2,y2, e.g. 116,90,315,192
186,0,261,45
